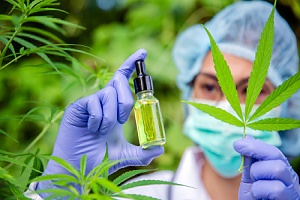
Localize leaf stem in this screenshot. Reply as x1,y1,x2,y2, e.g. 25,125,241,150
0,54,24,70
238,125,247,172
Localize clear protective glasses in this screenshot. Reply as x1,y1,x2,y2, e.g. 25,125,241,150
191,72,275,104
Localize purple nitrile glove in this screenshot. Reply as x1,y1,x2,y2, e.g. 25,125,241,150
37,49,164,197
234,135,300,200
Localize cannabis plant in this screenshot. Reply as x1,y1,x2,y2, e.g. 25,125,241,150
29,146,186,200
0,1,187,199
184,1,300,169
0,0,90,198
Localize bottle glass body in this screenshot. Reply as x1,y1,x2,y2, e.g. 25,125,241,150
134,91,166,149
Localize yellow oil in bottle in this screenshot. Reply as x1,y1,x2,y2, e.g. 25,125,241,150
134,98,166,149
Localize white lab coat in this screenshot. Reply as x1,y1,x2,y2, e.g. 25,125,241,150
25,147,211,200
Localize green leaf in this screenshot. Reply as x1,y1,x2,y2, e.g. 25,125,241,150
0,155,33,170
31,173,79,184
13,36,38,50
20,155,34,176
28,157,44,181
202,25,243,121
0,36,16,58
0,14,13,21
7,182,30,200
115,194,160,200
36,188,77,200
18,32,58,46
95,177,122,194
43,155,80,178
183,101,244,127
13,37,61,72
119,179,192,191
247,118,300,131
0,150,30,157
22,16,65,34
21,26,64,43
249,72,300,122
86,160,120,182
80,155,87,178
30,8,64,14
245,2,275,120
113,169,156,186
5,0,22,10
102,143,110,178
0,167,19,186
19,105,49,124
0,129,18,143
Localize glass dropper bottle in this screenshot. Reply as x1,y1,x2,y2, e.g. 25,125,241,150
133,60,166,149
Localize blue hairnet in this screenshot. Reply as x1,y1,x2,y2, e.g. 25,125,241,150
172,1,300,157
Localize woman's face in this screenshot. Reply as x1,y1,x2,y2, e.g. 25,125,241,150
193,51,275,104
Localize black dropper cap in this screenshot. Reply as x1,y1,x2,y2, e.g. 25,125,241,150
134,60,153,94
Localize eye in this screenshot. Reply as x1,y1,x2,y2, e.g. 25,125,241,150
202,84,218,93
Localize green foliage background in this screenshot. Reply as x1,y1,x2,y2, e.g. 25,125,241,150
0,0,299,194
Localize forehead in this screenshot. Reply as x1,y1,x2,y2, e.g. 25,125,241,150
200,51,253,81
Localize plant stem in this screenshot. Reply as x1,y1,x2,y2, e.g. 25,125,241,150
4,110,64,170
0,54,24,70
238,125,247,172
0,27,21,67
24,110,64,152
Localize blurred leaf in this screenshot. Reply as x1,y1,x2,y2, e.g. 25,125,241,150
117,194,159,200
20,155,33,176
119,179,191,191
80,155,87,179
0,129,18,143
31,173,78,184
28,157,44,181
0,167,19,186
6,0,22,10
21,26,64,43
0,155,34,170
86,160,120,182
113,169,156,186
7,182,30,200
36,188,77,200
41,155,80,178
0,36,16,58
0,14,13,21
19,105,49,124
95,177,122,194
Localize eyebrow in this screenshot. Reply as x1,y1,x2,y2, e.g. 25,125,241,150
198,72,218,81
198,72,274,89
198,72,250,87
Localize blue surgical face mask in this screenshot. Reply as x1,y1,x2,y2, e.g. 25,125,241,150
183,98,282,178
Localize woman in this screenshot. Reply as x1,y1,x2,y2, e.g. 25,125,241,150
26,1,300,199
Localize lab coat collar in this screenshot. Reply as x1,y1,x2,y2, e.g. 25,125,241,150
169,146,211,200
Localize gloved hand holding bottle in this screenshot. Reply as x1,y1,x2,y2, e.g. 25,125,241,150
36,49,164,197
234,135,300,200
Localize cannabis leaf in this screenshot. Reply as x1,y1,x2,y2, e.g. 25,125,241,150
201,25,243,121
244,1,275,120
